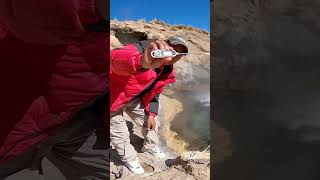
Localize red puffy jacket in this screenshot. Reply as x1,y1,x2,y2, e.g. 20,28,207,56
110,43,176,114
0,0,108,163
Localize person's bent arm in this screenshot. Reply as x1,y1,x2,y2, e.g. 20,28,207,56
110,45,143,76
148,94,160,117
145,94,160,130
111,39,175,76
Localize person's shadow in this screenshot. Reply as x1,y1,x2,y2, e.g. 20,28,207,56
126,121,144,153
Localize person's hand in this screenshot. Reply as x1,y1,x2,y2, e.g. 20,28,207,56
140,40,173,69
147,116,156,130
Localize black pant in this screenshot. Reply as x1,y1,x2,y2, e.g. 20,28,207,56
0,94,109,180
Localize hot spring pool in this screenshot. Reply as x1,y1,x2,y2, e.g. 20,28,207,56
168,84,210,151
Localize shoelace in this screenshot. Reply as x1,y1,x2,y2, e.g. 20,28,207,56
151,147,161,153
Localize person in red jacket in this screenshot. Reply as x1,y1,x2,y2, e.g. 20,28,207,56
0,0,109,179
110,36,188,174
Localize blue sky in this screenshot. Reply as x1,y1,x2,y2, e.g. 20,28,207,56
110,0,210,31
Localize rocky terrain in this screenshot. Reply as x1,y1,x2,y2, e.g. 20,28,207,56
110,19,210,179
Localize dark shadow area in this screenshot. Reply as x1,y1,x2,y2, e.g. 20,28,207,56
212,0,320,179
165,158,178,167
213,90,320,180
110,149,123,167
114,30,147,45
126,121,144,153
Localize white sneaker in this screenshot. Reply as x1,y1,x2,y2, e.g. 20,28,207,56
124,158,145,175
141,146,166,159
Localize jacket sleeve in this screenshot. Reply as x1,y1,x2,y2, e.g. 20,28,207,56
148,94,160,117
110,45,143,76
0,0,84,45
0,20,6,39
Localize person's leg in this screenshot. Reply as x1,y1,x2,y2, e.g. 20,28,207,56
110,109,145,174
0,145,46,180
43,94,109,180
125,98,160,151
44,129,109,180
4,169,44,180
2,94,109,180
110,110,138,163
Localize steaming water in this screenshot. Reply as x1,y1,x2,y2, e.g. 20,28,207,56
169,83,210,150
